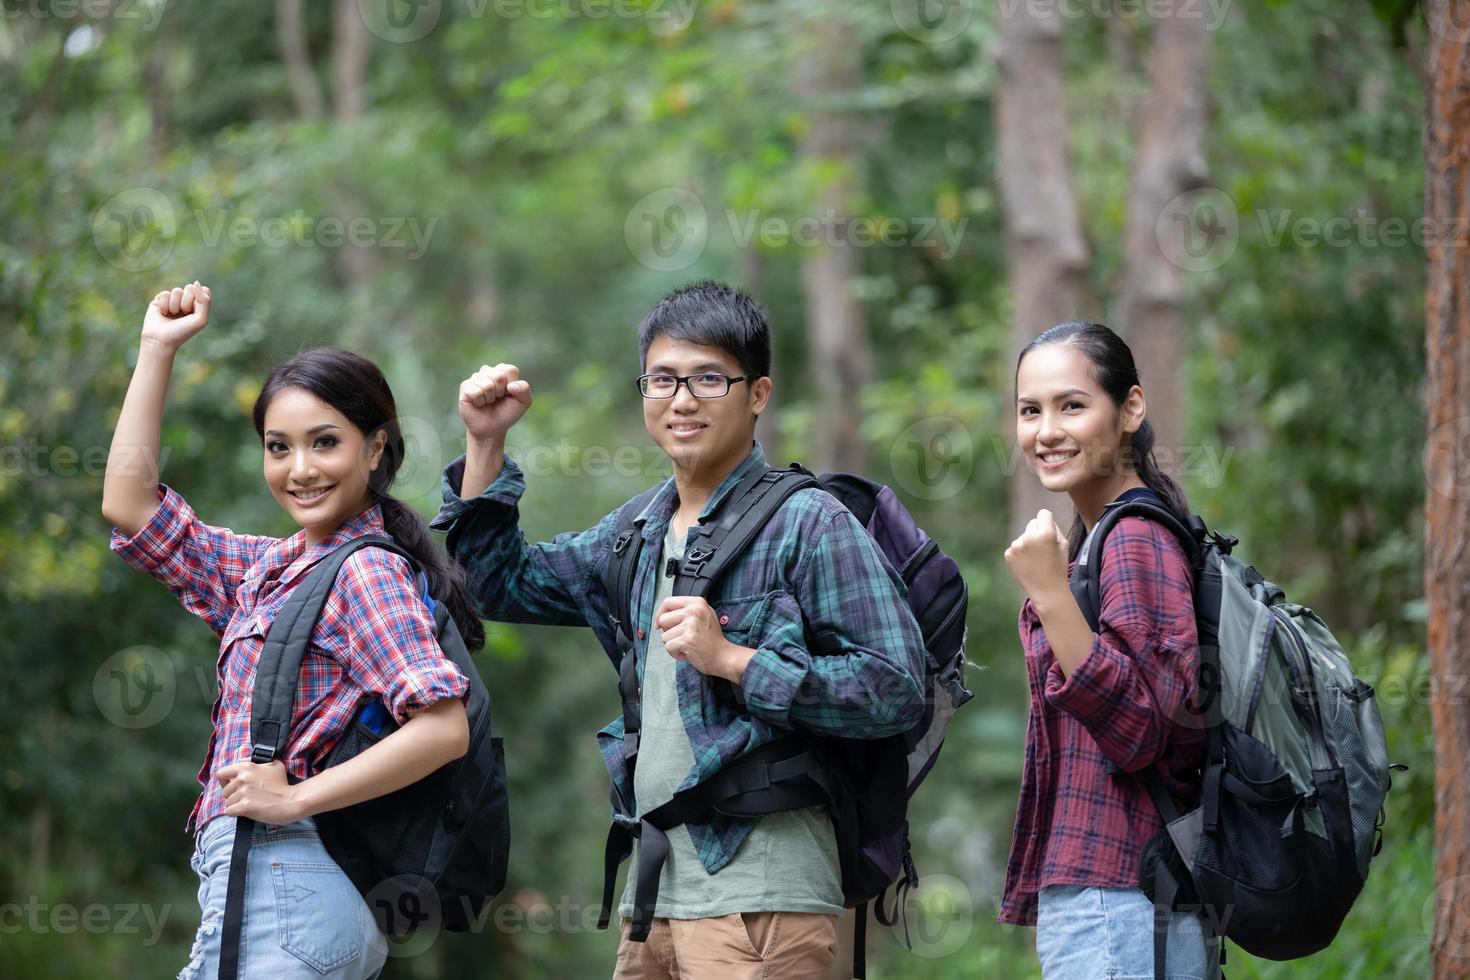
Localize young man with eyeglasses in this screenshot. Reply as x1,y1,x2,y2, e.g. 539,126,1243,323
431,281,925,979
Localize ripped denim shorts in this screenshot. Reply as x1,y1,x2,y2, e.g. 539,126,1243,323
179,815,388,980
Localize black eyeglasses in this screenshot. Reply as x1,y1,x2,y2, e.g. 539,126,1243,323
636,373,758,399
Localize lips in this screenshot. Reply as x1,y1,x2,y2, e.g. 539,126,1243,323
668,421,708,440
288,485,335,505
1037,450,1079,470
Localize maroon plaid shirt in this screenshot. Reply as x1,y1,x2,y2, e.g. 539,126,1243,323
998,514,1205,926
111,485,469,835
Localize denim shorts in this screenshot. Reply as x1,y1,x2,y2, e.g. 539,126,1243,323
1035,885,1221,980
179,815,389,980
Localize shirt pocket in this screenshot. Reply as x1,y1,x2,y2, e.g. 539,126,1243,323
711,589,801,650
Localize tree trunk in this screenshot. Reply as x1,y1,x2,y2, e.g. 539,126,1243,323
1117,8,1213,468
1424,4,1470,977
994,2,1093,533
793,1,873,477
276,0,326,119
329,0,376,340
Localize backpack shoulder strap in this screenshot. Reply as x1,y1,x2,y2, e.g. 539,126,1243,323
673,465,822,598
604,485,662,651
1069,500,1204,634
221,532,412,980
251,533,412,764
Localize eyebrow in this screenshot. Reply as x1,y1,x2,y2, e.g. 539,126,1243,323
264,423,341,437
647,363,731,375
1016,389,1091,404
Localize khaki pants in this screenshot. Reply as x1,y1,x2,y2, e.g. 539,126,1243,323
611,912,839,980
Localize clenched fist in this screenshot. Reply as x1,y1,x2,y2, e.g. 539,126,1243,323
458,363,533,443
141,281,211,352
1003,508,1070,602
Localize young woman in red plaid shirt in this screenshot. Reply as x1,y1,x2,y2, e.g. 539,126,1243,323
102,282,480,979
999,322,1218,979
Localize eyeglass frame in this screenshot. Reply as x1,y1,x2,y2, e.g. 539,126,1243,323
635,372,761,399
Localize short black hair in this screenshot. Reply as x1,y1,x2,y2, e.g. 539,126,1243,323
637,280,772,378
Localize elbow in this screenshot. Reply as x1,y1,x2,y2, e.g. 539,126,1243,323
865,673,925,738
445,702,471,761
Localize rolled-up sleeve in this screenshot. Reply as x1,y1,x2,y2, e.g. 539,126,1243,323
109,484,274,636
1044,518,1199,772
740,505,926,738
328,549,469,724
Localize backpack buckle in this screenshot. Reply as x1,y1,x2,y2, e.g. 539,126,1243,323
682,545,714,576
613,530,637,556
250,742,277,764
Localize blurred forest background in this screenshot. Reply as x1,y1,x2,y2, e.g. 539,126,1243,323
0,0,1453,976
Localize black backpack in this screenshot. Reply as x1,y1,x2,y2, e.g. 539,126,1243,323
218,535,510,980
1071,501,1400,980
594,464,972,979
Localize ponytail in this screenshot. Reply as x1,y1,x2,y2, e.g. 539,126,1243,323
378,494,486,651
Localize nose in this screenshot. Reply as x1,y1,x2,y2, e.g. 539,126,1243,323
1037,409,1064,446
289,448,319,484
670,380,701,412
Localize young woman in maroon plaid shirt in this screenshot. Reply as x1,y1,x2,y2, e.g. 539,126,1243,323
999,322,1218,979
102,282,480,979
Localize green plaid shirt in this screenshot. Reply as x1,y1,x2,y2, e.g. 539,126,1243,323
431,441,925,873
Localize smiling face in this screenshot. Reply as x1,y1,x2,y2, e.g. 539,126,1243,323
261,387,387,546
1015,343,1146,500
641,336,771,481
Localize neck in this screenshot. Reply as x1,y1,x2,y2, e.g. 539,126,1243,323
671,444,751,523
1072,472,1148,533
304,497,376,549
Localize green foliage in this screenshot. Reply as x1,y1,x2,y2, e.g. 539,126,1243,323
0,0,1434,976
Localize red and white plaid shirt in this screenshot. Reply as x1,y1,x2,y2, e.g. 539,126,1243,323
111,485,469,836
998,514,1205,926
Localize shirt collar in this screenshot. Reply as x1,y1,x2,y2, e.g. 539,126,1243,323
255,502,389,593
634,441,770,543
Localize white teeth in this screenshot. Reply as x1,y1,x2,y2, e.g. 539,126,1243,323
290,487,331,500
1040,452,1077,463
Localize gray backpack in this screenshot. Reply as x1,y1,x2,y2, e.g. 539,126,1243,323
1071,499,1401,980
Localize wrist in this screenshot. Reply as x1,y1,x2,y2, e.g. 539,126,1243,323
720,641,757,685
466,432,506,461
286,779,317,821
1029,583,1073,620
137,337,180,360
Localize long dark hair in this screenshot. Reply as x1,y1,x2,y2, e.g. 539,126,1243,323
252,347,485,650
1015,321,1191,561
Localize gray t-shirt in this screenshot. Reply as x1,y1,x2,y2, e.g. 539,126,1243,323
618,524,843,919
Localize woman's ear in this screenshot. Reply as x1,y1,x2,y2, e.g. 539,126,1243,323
367,429,388,471
1121,384,1147,436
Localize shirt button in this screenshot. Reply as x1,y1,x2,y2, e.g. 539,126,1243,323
719,615,730,626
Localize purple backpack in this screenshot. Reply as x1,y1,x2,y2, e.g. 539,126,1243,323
597,464,973,978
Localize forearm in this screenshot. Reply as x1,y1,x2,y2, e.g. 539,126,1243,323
460,434,505,500
293,698,469,818
1031,585,1096,677
102,340,177,536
